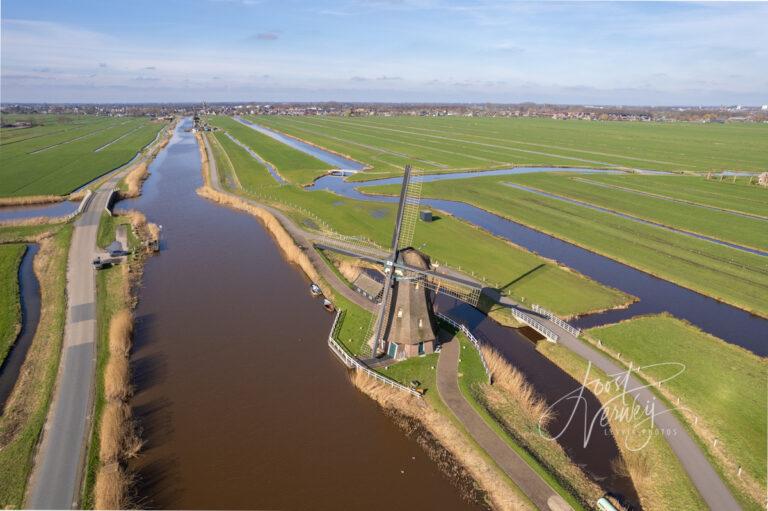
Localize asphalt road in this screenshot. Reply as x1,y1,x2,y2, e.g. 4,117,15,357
437,338,572,511
25,160,151,509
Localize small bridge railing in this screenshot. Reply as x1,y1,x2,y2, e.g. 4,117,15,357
327,310,422,398
436,312,492,384
508,307,559,343
532,304,581,337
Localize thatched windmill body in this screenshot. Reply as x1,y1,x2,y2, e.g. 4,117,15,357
319,165,482,361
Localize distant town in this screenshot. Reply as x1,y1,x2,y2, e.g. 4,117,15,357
2,101,767,124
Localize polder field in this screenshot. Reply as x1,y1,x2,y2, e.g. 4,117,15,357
247,114,768,178
0,114,166,197
203,116,633,318
368,172,768,318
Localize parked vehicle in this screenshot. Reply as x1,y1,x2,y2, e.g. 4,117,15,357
310,283,322,297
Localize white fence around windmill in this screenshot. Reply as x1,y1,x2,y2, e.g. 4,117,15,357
531,304,581,337
327,310,422,398
436,312,492,384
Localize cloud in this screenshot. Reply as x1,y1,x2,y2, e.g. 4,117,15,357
144,66,156,70
376,75,402,81
99,62,108,68
253,32,279,41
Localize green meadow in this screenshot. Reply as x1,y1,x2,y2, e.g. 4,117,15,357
206,115,331,185
0,115,165,197
0,244,26,367
503,172,768,251
205,131,632,318
576,173,768,219
587,314,767,508
368,175,768,317
248,115,768,177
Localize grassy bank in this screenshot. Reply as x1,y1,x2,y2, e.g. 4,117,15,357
250,115,768,176
83,209,160,509
586,314,766,508
0,244,26,366
0,224,72,507
208,130,633,318
368,175,768,317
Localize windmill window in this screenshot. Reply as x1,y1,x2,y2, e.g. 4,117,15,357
418,318,423,328
397,308,403,318
415,282,419,289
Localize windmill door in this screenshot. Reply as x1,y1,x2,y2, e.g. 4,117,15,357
387,343,398,358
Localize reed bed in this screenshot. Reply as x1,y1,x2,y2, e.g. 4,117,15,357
337,259,361,282
350,370,533,511
0,195,63,207
94,308,139,509
94,462,129,510
481,346,553,427
120,163,149,199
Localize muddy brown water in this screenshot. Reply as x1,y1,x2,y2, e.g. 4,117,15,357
122,121,480,509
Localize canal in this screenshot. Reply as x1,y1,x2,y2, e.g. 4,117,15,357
0,244,41,412
120,120,480,509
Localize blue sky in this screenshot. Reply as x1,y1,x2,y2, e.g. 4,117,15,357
1,1,766,105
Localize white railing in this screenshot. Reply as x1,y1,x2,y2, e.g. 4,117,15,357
532,304,581,337
508,306,559,343
436,312,492,383
327,310,422,398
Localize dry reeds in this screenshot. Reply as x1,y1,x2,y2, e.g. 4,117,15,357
0,195,63,207
121,163,149,198
94,462,128,510
349,370,534,511
337,259,361,282
481,346,553,427
95,308,138,509
109,310,133,357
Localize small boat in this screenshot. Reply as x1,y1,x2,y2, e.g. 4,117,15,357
310,283,322,297
323,299,335,312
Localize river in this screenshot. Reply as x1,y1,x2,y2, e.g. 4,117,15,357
120,120,480,509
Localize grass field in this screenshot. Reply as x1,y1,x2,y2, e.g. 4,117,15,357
368,175,768,317
577,174,768,219
0,244,26,367
0,115,165,197
209,132,632,317
586,314,767,509
248,115,768,176
206,115,332,185
502,173,768,251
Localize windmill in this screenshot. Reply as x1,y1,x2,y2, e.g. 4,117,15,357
317,165,483,361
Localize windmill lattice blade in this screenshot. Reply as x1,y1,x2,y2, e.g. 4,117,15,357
396,166,422,251
316,230,385,259
421,274,481,307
